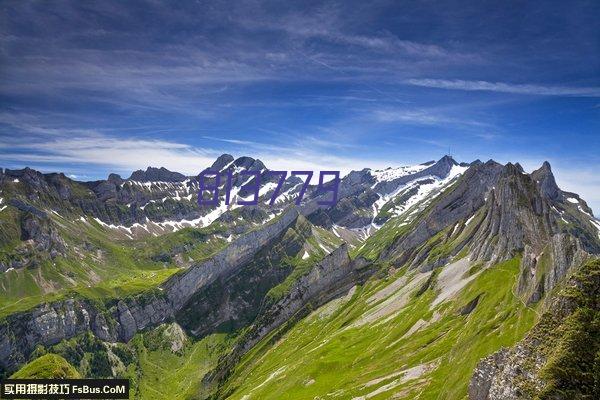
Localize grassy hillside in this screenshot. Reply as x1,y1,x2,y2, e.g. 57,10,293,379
10,354,81,379
220,257,537,399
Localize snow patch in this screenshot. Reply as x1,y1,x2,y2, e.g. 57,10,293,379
451,223,460,236
369,164,429,183
370,164,468,229
566,197,579,204
464,214,476,226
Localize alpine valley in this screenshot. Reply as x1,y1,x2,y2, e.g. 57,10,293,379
1,154,599,400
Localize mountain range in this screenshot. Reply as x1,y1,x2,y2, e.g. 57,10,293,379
0,154,599,399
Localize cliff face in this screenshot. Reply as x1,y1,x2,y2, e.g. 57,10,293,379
175,215,315,336
469,163,597,303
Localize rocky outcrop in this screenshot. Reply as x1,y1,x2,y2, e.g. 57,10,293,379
531,161,561,201
237,244,355,356
466,163,598,302
176,216,313,336
128,167,186,182
1,200,66,268
469,163,554,264
0,299,117,372
380,159,598,305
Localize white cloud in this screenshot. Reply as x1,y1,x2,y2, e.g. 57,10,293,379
0,133,219,176
406,79,600,97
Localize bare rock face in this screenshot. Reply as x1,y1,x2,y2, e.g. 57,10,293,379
531,161,561,201
469,344,545,400
1,201,67,269
469,163,553,264
20,213,66,256
0,299,116,371
465,162,597,303
210,153,234,171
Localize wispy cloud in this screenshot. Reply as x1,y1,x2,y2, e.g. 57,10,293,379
0,132,220,176
201,136,257,146
374,109,488,128
406,79,600,97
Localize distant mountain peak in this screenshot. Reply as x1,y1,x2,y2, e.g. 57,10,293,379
107,173,123,184
438,154,458,165
210,154,235,171
425,155,459,178
128,166,186,182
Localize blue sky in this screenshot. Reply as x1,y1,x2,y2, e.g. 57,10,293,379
1,1,599,212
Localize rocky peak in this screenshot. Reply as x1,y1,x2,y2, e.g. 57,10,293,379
469,162,552,263
514,162,524,173
531,161,561,201
427,155,458,178
3,168,50,195
210,154,234,171
381,159,504,268
128,166,186,182
107,173,124,184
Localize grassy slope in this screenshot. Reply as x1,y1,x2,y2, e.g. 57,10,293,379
10,354,81,379
131,331,230,400
221,257,537,399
